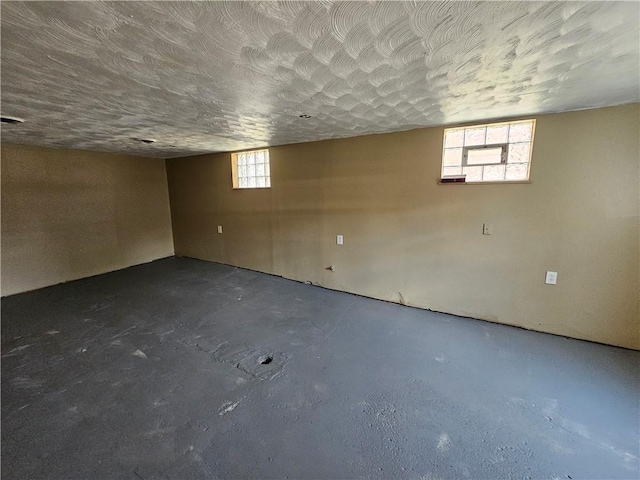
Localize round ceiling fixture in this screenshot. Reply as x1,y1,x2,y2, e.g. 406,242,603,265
132,137,156,144
298,114,311,119
1,116,25,125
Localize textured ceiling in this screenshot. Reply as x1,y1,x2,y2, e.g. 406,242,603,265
1,1,639,158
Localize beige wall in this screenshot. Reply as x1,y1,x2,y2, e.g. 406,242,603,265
167,104,640,350
1,144,174,296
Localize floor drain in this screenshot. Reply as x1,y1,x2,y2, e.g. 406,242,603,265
259,355,273,365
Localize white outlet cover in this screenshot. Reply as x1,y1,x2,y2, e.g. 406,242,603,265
336,235,344,245
545,271,558,285
217,225,223,234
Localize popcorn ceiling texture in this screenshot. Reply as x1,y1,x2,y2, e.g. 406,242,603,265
1,1,638,158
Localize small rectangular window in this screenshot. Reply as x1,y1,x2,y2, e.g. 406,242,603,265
441,120,535,183
464,146,506,166
232,149,271,189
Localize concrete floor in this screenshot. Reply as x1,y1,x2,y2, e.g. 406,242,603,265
1,257,638,480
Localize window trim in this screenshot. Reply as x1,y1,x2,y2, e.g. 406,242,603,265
440,118,536,184
438,180,532,185
231,148,271,190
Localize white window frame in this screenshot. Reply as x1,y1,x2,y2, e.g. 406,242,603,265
441,119,536,183
231,149,271,189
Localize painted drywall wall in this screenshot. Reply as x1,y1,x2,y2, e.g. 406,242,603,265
1,144,174,296
167,104,639,349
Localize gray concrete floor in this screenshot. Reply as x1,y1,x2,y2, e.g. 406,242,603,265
1,257,638,480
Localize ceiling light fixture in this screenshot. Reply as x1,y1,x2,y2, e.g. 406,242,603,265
1,116,25,125
132,137,156,144
298,114,311,119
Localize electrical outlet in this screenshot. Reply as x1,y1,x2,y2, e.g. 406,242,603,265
545,271,558,285
217,225,223,234
336,235,344,245
483,223,492,235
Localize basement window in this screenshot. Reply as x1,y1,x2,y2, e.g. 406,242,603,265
441,119,535,183
232,149,271,189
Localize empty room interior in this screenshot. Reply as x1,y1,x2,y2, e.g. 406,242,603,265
1,1,639,479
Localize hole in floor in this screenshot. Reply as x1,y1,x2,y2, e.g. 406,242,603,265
259,355,273,365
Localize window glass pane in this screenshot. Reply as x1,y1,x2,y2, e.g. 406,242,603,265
443,148,463,167
505,163,529,180
234,150,271,188
442,166,462,177
483,164,506,181
462,166,483,182
508,143,531,163
509,122,532,143
464,127,486,146
441,119,533,183
485,125,509,144
466,147,503,165
445,129,464,148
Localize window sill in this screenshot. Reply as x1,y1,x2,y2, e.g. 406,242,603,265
437,180,531,185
